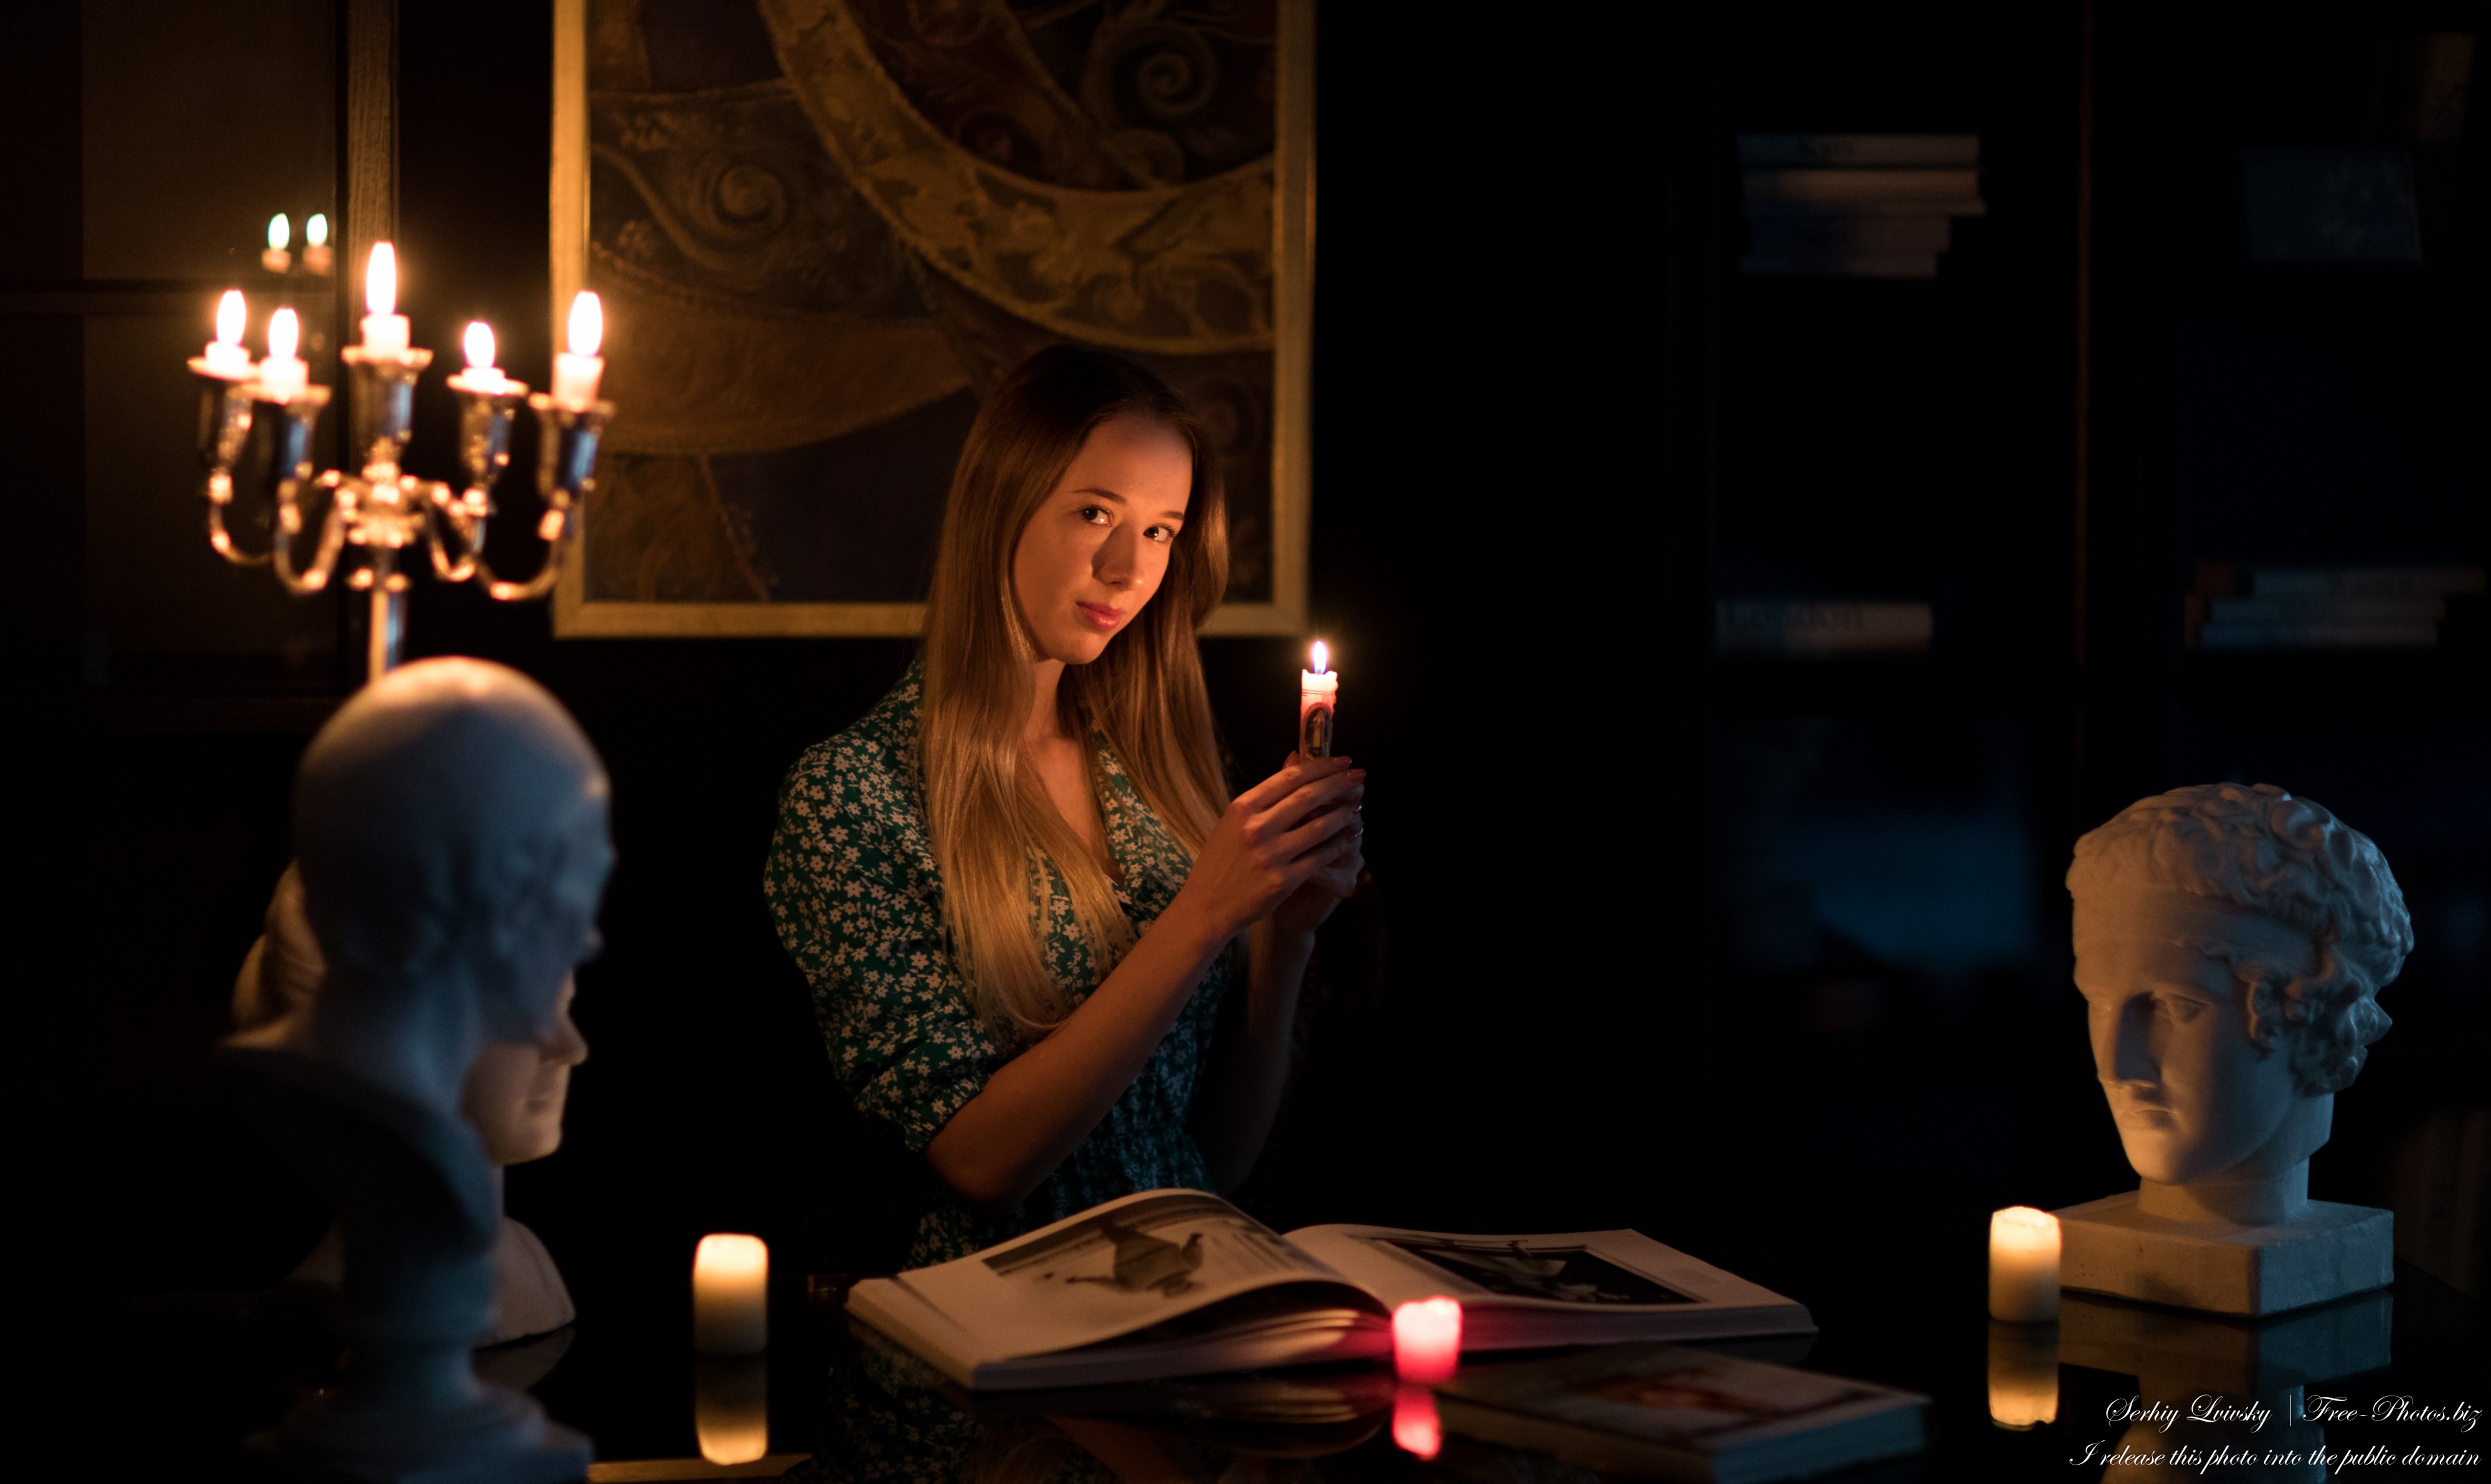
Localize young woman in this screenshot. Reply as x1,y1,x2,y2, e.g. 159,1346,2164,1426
764,347,1366,1267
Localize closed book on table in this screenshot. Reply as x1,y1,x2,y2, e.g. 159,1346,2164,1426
1437,1342,1926,1482
845,1189,1813,1391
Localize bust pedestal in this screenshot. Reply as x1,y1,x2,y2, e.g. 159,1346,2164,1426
2056,1189,2393,1318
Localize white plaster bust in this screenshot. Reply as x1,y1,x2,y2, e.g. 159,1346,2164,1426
237,863,590,1343
2068,783,2409,1228
222,658,610,1479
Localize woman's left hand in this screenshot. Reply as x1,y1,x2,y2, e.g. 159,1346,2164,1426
1269,752,1364,939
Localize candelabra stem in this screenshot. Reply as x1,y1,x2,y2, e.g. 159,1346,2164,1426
367,548,406,679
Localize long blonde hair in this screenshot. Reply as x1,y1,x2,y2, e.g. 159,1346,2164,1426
920,347,1231,1039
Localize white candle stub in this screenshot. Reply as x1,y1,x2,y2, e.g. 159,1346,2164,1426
257,308,308,403
303,212,333,273
361,241,410,358
1988,1206,2061,1323
552,290,605,409
1987,1321,2059,1430
448,319,519,395
199,290,253,378
693,1232,768,1355
1391,1296,1462,1382
262,213,291,274
1298,639,1340,760
693,1358,769,1465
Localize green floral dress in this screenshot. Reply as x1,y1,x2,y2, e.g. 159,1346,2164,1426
764,666,1236,1269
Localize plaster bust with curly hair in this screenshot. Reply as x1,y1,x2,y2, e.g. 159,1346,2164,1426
2068,783,2410,1226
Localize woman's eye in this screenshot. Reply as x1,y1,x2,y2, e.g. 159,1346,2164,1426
1078,506,1110,525
1143,524,1174,542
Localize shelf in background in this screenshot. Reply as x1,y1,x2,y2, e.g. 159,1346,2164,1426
1709,656,2075,716
2176,652,2491,714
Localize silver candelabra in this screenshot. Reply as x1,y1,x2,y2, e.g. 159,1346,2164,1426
189,262,609,681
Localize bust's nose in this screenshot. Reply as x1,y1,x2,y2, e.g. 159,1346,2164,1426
2092,994,2161,1085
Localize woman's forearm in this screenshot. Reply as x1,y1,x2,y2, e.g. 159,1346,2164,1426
1194,919,1315,1192
924,899,1231,1212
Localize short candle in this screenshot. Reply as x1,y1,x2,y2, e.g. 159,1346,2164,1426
1986,1320,2059,1430
1987,1206,2061,1323
303,212,333,274
1298,640,1339,760
693,1232,769,1355
256,308,308,403
448,320,519,395
262,213,291,274
693,1357,769,1465
359,242,411,359
1391,1384,1442,1460
197,290,253,379
1391,1296,1462,1383
551,291,605,410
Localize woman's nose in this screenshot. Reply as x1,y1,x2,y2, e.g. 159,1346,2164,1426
1094,525,1140,586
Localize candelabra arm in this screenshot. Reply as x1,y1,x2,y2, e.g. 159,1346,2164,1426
425,482,486,583
272,472,351,595
475,395,607,603
204,471,272,568
195,371,270,566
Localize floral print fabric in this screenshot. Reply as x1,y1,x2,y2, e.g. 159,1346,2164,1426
765,666,1234,1268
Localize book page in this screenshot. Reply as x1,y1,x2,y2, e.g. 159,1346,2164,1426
895,1189,1366,1359
1283,1225,1790,1313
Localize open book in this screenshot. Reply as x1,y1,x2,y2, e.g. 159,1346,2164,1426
845,1189,1814,1390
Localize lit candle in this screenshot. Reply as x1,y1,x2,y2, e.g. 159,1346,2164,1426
360,242,410,359
551,291,605,409
262,214,291,273
1298,640,1340,760
693,1232,768,1355
447,320,520,395
1391,1296,1462,1383
257,308,308,403
1987,1320,2059,1430
303,212,333,274
1391,1384,1442,1460
693,1356,769,1465
196,290,253,379
1988,1206,2061,1323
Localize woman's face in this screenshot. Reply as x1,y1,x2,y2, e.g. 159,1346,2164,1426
1012,414,1193,666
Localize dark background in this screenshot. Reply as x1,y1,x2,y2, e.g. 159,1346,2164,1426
2,0,2485,1467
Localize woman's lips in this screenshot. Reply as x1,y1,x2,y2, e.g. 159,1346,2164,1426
1076,602,1123,631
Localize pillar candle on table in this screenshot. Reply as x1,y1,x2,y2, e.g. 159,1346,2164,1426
693,1232,768,1355
551,291,605,409
303,212,333,274
1987,1206,2061,1323
197,290,253,379
256,308,307,402
1298,640,1339,760
1391,1296,1461,1383
262,214,291,274
360,242,410,358
693,1356,769,1465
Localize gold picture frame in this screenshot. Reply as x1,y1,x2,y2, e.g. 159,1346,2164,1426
547,0,1314,638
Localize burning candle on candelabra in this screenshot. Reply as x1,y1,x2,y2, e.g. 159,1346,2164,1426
448,321,519,395
360,242,411,359
257,308,308,403
1299,640,1339,760
262,214,291,273
551,291,605,410
194,291,253,379
303,213,332,274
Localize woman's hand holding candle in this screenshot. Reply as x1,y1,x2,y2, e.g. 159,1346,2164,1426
1168,756,1366,944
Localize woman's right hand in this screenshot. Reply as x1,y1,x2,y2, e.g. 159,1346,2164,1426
1170,755,1366,942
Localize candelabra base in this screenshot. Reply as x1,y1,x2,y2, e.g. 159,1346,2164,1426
243,1411,590,1484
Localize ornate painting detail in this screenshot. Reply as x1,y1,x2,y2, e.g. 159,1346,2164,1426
554,0,1309,635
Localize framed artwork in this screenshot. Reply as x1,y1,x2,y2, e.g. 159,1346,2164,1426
548,0,1313,637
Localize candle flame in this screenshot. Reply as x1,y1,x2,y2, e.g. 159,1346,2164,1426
268,308,300,362
1309,640,1329,674
306,213,328,247
267,213,289,252
215,290,245,346
464,321,496,372
365,242,397,317
567,291,604,358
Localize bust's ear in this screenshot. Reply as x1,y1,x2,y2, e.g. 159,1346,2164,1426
2241,965,2297,1053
